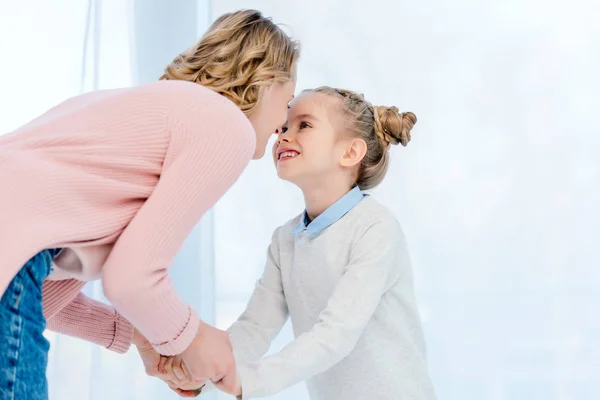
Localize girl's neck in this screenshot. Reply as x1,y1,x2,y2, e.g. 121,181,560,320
301,179,353,221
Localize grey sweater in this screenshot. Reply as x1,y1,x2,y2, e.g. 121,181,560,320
229,197,436,399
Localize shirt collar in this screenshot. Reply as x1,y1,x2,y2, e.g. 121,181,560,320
291,186,365,236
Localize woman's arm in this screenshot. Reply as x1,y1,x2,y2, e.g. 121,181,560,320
46,292,133,353
237,220,405,398
43,279,133,353
101,91,255,355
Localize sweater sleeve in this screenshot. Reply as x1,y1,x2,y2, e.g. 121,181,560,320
227,228,289,365
46,291,133,353
238,221,403,398
101,94,255,355
42,279,133,353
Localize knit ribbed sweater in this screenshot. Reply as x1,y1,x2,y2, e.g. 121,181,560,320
0,80,255,354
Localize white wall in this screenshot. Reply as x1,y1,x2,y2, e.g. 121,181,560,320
211,1,600,399
1,1,598,399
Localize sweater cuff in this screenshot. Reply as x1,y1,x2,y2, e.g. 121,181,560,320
152,307,200,355
107,313,134,354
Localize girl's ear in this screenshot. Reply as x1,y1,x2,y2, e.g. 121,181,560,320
340,138,367,167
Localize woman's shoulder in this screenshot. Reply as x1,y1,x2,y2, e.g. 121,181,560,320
135,81,255,160
134,81,241,113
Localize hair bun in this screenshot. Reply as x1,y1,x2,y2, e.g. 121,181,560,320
373,106,417,147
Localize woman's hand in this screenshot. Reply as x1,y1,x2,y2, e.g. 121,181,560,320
133,327,165,378
133,328,204,397
181,321,238,392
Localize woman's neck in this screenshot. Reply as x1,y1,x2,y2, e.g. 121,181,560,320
302,180,353,221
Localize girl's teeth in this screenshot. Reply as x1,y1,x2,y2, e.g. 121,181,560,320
281,151,297,159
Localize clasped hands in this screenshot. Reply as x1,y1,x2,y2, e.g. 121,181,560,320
134,321,242,397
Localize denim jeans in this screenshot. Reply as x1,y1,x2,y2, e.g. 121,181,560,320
0,250,57,400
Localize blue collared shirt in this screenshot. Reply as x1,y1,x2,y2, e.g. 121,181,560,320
291,186,366,236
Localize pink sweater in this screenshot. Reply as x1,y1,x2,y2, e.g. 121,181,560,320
0,80,255,355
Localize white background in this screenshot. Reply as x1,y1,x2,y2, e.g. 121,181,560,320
1,0,599,399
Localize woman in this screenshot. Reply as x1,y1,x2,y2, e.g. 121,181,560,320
0,9,298,400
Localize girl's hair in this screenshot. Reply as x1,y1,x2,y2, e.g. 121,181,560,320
160,9,300,116
309,87,417,190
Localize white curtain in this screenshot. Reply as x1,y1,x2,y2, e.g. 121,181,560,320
1,0,215,399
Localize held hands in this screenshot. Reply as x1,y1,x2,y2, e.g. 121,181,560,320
161,354,242,397
180,320,238,392
162,321,243,396
159,354,207,396
133,328,204,397
134,322,241,396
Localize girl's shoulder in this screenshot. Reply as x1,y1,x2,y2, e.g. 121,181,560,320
349,196,401,227
340,197,406,245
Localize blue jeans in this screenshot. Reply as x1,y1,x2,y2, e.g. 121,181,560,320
0,250,57,400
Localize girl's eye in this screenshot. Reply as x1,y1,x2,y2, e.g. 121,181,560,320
300,121,310,129
281,126,288,134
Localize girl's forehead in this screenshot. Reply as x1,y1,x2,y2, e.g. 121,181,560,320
289,92,338,115
287,92,346,131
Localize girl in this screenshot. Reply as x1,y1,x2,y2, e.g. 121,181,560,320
172,87,436,399
0,9,298,400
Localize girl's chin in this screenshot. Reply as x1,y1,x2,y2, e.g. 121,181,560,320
276,168,298,182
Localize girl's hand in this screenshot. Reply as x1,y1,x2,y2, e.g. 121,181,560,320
214,373,242,397
160,354,206,390
160,354,190,386
159,355,206,397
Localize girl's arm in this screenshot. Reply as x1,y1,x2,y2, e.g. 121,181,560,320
237,219,405,398
227,228,290,365
196,229,289,397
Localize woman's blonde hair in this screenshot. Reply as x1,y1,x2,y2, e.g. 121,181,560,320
309,87,417,190
160,9,299,116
